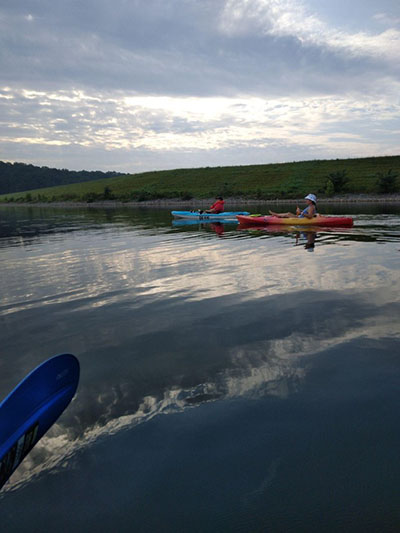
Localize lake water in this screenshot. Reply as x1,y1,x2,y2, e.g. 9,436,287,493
0,203,399,532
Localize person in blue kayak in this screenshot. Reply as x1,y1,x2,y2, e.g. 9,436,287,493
269,193,317,219
205,196,225,214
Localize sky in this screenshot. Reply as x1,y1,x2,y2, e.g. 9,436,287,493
1,0,399,173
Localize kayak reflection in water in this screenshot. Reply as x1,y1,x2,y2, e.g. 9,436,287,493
269,194,318,219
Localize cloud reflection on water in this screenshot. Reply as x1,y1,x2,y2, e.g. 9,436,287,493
3,285,399,493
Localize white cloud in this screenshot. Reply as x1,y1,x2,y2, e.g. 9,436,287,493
1,86,399,171
373,12,400,26
220,0,321,37
220,0,400,62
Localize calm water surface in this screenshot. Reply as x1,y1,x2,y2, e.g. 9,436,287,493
0,204,399,532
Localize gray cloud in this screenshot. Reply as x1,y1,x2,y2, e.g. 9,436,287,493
1,0,398,97
1,0,399,171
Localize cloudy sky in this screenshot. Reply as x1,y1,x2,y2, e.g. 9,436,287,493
1,0,399,173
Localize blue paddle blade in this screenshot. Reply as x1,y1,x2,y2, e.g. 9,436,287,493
0,353,80,490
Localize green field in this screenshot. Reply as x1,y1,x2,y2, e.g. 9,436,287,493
1,155,399,203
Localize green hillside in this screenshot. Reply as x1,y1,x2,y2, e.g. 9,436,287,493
1,155,399,203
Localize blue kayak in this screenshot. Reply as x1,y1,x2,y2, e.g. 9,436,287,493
171,210,249,221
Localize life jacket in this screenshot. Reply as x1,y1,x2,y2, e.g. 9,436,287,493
299,204,317,218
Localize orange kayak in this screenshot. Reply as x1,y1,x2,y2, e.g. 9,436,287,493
236,215,353,227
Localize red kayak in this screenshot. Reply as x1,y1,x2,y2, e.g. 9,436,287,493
236,215,353,227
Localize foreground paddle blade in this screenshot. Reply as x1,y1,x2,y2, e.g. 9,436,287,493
0,353,80,490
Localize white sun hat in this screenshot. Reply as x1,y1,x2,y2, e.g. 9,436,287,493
305,193,317,203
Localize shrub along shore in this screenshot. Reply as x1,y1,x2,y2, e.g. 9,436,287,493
1,194,400,210
1,155,399,205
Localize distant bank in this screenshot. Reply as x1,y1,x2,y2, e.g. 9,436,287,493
1,194,400,210
1,155,399,204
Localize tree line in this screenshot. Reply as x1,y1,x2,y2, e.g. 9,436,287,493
0,161,126,195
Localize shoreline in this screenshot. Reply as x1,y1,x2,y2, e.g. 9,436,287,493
1,194,400,209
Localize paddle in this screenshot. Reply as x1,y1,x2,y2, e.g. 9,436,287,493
0,353,80,490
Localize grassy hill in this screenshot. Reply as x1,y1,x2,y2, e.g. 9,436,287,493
0,155,399,203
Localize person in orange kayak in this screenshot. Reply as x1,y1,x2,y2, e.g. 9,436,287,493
269,194,317,219
205,196,225,214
